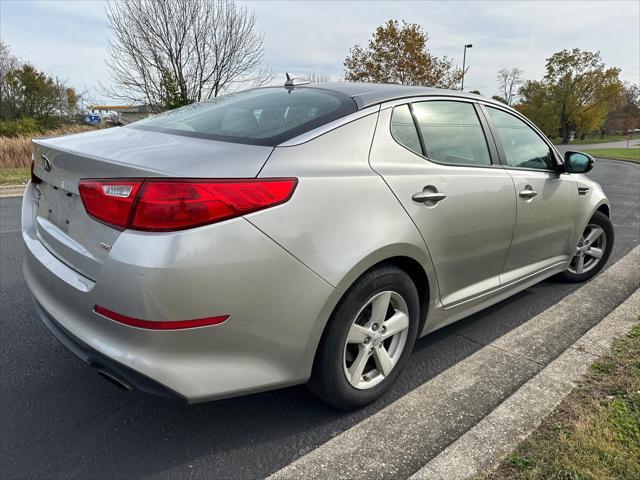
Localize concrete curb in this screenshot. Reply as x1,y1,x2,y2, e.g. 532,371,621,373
0,184,26,198
410,288,640,480
268,246,640,480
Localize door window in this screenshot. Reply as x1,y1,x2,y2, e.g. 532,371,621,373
485,107,556,170
390,105,422,156
411,101,491,166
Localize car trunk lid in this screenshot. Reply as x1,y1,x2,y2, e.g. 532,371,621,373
30,127,273,281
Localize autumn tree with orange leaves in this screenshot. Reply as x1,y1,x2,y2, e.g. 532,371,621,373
344,20,463,89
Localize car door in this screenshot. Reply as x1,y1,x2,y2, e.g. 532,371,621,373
369,99,516,308
481,105,578,284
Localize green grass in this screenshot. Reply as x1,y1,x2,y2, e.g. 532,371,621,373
552,134,638,145
0,167,29,186
582,147,640,162
479,320,640,480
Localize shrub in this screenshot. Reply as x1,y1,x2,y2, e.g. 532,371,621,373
0,118,40,137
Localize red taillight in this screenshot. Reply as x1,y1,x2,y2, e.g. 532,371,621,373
132,178,297,231
94,305,229,330
79,178,296,231
78,180,143,230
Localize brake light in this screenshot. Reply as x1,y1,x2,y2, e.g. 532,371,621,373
79,180,143,229
79,178,297,231
94,305,229,330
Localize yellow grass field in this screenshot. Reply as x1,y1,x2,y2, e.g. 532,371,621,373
0,125,98,169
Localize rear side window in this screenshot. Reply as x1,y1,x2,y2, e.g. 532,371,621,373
129,87,358,146
412,101,491,167
485,107,556,170
390,105,422,155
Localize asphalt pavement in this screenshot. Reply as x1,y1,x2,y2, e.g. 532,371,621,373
1,158,639,480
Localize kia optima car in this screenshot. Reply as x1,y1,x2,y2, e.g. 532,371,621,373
23,81,613,409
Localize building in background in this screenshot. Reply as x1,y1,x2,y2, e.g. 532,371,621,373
87,104,154,125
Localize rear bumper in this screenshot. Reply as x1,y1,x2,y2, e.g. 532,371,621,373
22,182,341,402
33,298,183,400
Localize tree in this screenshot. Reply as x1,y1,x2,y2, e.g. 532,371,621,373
1,64,70,124
158,68,185,111
0,41,19,120
0,40,19,82
496,68,523,106
516,80,560,137
344,20,463,88
518,49,622,143
0,41,80,129
105,0,271,111
306,73,331,83
548,49,622,142
602,83,640,134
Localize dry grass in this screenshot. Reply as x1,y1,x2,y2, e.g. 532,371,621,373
0,125,98,169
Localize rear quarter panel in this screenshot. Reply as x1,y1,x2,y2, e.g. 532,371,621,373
248,113,439,344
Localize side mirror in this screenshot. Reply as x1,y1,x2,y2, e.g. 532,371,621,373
564,151,594,174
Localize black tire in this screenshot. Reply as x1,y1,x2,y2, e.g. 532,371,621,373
308,265,420,410
557,211,614,283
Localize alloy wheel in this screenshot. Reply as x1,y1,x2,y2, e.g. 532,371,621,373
568,223,607,274
343,291,410,390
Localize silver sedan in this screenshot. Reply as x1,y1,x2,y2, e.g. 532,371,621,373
23,81,613,409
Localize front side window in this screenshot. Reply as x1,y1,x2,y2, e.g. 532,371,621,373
390,105,422,156
129,87,357,146
412,101,491,166
485,107,556,170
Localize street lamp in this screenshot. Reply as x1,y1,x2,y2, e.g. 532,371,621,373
461,44,473,91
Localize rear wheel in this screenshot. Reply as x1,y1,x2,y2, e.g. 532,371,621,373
558,211,614,283
308,266,420,410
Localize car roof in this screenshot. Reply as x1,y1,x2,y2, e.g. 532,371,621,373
295,82,503,110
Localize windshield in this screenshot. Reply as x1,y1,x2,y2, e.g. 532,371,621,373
129,87,358,146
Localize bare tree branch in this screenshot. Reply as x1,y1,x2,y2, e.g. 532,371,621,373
497,68,523,106
306,73,331,83
102,0,271,111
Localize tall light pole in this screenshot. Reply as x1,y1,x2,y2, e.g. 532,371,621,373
461,44,473,91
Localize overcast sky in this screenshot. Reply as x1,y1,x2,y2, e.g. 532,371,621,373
1,0,638,104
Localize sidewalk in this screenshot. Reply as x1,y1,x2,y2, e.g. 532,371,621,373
0,184,26,198
413,288,640,479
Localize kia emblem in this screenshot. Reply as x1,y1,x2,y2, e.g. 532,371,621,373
41,154,52,172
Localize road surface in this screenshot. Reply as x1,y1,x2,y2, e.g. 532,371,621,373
1,158,638,480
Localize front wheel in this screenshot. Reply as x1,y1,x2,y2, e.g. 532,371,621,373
308,266,420,410
558,211,614,283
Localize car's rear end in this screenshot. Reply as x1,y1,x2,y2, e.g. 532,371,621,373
22,87,356,401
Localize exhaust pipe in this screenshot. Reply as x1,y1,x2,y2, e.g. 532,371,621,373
96,369,133,392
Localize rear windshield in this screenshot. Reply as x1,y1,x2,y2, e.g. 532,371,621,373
128,87,358,146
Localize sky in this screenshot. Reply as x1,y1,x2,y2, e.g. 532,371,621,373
1,0,638,105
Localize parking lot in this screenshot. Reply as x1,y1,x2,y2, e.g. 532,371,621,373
1,158,638,480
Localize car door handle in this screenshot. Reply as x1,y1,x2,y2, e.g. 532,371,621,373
412,191,447,203
518,187,538,199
